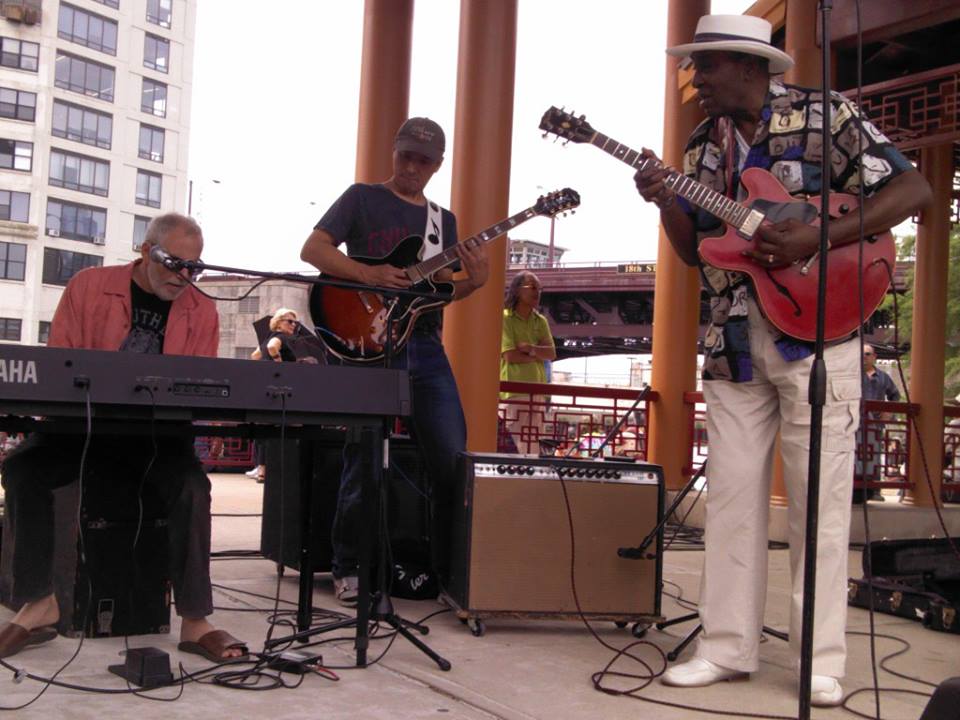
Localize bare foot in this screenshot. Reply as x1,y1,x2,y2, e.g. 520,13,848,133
179,617,244,659
10,594,59,631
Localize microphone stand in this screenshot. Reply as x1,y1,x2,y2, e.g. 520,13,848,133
798,2,834,717
170,257,455,306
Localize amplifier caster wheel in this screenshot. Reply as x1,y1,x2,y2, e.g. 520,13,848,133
467,618,485,637
632,622,650,639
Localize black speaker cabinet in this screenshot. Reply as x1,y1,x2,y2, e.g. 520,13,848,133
259,434,429,572
2,477,171,638
448,452,664,627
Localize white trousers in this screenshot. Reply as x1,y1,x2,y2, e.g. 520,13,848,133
697,299,860,678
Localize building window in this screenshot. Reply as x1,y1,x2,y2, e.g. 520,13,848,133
0,190,29,222
49,149,110,197
91,0,119,8
0,87,36,122
0,318,21,341
51,100,113,150
42,247,102,286
141,77,166,117
58,3,118,56
133,214,150,250
0,241,26,280
0,139,32,172
54,52,115,102
146,0,172,28
138,124,164,162
135,170,161,208
0,38,39,72
144,33,169,73
37,321,50,344
238,296,259,314
46,199,107,243
233,347,255,360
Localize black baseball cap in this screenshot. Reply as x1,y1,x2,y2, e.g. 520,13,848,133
394,117,445,162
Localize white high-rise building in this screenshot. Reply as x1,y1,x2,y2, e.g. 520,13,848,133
0,0,195,345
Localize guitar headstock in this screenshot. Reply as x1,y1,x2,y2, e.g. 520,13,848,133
539,106,597,144
534,188,581,218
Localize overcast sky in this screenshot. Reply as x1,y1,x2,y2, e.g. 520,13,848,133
188,0,753,275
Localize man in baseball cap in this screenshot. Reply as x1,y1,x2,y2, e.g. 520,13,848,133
394,117,445,162
301,116,487,607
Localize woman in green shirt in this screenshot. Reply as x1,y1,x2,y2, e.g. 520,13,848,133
500,271,557,452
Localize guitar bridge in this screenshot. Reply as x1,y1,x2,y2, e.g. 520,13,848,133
738,209,765,238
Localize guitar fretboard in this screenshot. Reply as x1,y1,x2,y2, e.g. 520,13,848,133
414,207,540,278
591,132,752,228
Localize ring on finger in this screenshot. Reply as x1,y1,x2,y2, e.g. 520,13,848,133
767,254,775,264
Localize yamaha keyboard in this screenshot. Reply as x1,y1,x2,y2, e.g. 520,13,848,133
0,345,411,425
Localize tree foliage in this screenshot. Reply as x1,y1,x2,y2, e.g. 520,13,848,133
880,226,960,400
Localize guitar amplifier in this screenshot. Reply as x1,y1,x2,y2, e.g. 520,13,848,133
447,452,663,625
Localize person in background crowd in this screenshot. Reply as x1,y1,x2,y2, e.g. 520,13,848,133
499,271,557,452
854,344,900,503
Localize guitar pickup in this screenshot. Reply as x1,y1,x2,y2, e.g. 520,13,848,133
738,209,765,238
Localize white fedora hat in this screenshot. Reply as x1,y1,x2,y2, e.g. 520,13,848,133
667,15,794,75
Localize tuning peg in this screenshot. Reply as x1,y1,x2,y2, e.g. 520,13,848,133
541,131,548,139
579,114,586,120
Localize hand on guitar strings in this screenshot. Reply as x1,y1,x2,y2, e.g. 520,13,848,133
632,148,676,210
358,262,411,289
747,218,822,268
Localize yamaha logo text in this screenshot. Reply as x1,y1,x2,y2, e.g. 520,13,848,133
0,359,38,384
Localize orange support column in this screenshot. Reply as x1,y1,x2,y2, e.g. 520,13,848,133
904,144,951,507
784,0,818,85
443,0,518,452
354,0,414,183
648,0,707,490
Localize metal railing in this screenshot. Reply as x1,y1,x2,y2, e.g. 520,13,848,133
497,381,655,458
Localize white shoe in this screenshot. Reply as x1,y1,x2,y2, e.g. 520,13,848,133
244,468,259,478
333,576,359,607
810,675,843,707
661,658,749,687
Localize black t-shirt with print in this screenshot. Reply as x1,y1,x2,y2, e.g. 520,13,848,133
119,280,172,354
314,183,459,335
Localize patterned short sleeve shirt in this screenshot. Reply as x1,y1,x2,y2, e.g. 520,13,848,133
680,79,914,382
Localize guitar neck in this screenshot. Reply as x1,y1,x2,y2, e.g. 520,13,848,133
413,206,541,278
589,132,752,228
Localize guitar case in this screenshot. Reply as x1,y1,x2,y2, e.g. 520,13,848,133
848,537,960,634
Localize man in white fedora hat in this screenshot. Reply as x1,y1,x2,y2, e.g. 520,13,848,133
634,13,932,707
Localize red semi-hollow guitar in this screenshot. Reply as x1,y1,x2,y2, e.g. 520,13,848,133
540,106,895,341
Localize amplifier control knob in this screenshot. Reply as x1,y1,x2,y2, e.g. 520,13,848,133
496,465,506,474
613,471,622,479
526,466,536,475
576,469,586,477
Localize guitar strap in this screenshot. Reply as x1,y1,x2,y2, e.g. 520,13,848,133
420,198,444,261
719,116,737,200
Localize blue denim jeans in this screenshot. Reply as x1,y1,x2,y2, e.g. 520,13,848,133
331,329,467,581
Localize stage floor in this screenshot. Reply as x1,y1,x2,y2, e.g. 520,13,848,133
0,472,954,719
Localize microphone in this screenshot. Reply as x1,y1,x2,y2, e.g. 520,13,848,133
149,244,182,270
